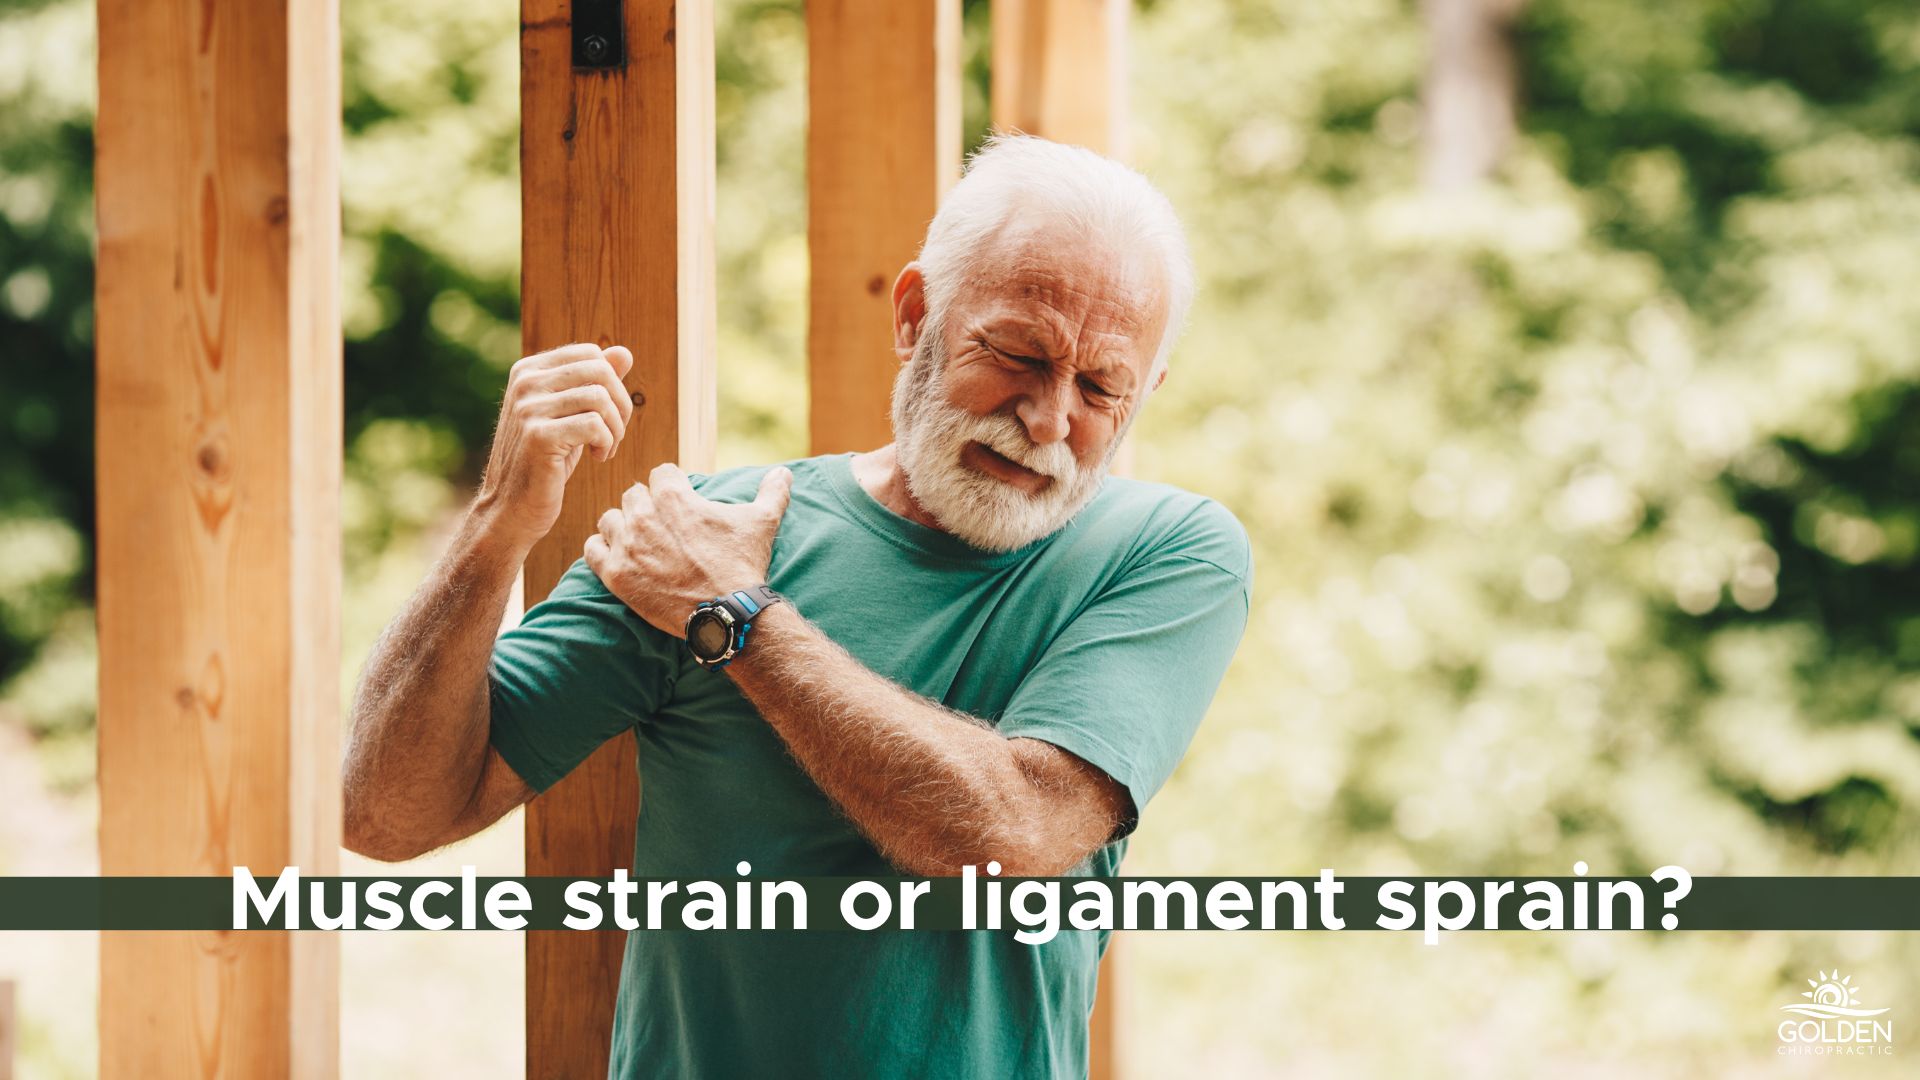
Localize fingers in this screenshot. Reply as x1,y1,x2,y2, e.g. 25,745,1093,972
621,481,653,517
603,345,634,379
518,382,622,449
511,341,605,376
537,413,617,463
583,532,610,574
508,352,634,464
649,461,696,499
577,357,636,428
512,389,621,463
595,506,625,543
511,347,636,430
525,358,635,426
753,466,794,521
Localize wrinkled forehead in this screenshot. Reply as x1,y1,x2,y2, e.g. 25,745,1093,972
956,215,1170,344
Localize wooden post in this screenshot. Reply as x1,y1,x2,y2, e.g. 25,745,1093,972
95,0,340,1076
993,7,1130,1077
991,0,1128,156
806,0,962,454
0,979,13,1080
520,1,717,1075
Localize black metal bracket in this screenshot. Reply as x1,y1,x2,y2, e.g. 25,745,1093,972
572,0,625,69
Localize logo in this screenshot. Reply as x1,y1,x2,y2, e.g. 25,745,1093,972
1778,970,1894,1057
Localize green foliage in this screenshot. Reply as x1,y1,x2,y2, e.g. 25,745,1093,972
1117,0,1920,1069
1123,0,1920,878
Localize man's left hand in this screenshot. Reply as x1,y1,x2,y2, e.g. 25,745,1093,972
585,463,793,638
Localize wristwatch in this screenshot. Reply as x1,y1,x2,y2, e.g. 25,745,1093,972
685,585,786,670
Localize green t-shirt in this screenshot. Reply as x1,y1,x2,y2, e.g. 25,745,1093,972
487,450,1252,1078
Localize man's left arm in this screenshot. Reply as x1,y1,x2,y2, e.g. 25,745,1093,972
587,463,1252,878
723,602,1132,876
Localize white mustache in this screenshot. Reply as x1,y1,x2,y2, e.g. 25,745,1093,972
958,412,1078,484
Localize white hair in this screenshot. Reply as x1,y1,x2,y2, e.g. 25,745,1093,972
914,133,1195,387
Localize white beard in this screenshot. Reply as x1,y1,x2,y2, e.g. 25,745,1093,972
889,322,1127,552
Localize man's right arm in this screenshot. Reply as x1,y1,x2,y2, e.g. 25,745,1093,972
341,342,636,862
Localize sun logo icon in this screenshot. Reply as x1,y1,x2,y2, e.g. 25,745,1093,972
1781,970,1889,1019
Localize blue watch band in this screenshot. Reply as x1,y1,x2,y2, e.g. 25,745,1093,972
688,584,785,669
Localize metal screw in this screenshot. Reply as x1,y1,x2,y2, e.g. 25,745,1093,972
582,34,610,64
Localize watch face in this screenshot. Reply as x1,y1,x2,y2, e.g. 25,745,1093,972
689,611,733,659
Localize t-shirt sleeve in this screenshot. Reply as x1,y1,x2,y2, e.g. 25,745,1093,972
487,556,684,794
994,499,1253,839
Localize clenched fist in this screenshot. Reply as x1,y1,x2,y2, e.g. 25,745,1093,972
585,462,793,638
473,342,636,552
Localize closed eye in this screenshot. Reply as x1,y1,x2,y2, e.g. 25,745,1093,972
989,344,1048,371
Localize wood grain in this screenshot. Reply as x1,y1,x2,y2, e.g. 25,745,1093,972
991,0,1128,156
992,5,1130,1075
0,979,13,1080
520,0,716,1075
94,0,341,1076
806,0,961,454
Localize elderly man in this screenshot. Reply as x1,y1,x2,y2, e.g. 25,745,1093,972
343,135,1250,1077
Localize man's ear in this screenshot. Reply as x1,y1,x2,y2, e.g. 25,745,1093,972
891,264,928,365
1150,365,1168,394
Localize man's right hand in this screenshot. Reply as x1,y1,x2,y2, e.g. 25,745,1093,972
473,342,636,552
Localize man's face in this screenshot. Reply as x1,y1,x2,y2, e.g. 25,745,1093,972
891,220,1170,552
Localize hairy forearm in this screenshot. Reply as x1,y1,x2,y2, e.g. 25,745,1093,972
342,501,525,858
724,604,1115,876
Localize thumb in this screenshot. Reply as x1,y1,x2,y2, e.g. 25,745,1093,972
753,465,793,520
604,345,634,378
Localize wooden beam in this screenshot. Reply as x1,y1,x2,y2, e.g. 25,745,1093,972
519,1,717,1075
989,0,1136,471
991,0,1128,156
95,0,341,1076
993,8,1130,1077
0,979,13,1080
806,0,962,454
1090,939,1121,1080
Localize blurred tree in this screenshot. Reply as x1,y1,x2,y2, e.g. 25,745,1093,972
1120,0,1920,1069
1422,0,1526,189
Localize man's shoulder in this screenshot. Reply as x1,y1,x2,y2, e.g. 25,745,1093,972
1076,476,1253,586
686,453,843,502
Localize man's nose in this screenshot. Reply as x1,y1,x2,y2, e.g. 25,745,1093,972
1017,379,1074,445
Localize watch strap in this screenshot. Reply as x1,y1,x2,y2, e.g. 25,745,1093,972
721,580,779,614
693,584,785,670
719,584,783,621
